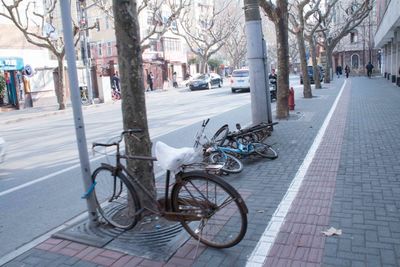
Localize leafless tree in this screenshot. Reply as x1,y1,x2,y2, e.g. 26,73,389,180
0,0,80,110
288,32,299,72
222,22,247,69
173,0,242,73
260,0,290,119
112,0,155,209
94,0,189,52
289,0,320,98
318,0,372,83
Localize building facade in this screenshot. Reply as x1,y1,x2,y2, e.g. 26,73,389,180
332,1,379,76
374,0,400,86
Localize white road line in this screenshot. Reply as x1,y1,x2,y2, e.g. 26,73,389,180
246,80,347,267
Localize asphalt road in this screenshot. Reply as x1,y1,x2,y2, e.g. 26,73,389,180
0,76,302,259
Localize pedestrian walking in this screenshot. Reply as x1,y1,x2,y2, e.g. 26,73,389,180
345,65,350,78
366,62,374,78
147,72,154,91
111,71,120,91
172,72,178,88
336,65,342,78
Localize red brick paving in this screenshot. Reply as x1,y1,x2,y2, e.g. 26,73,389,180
263,82,351,266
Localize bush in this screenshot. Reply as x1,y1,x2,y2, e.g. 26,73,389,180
0,75,6,98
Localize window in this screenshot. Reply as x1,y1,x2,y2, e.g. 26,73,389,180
350,31,358,43
97,43,102,56
107,42,112,56
105,17,110,29
351,54,359,68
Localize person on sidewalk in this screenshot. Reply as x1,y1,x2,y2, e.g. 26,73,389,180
366,62,374,78
336,65,342,78
111,71,120,92
345,65,350,78
147,72,154,91
172,72,178,88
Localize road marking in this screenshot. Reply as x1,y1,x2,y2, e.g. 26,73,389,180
246,80,347,267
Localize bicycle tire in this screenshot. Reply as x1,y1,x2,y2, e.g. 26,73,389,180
91,166,140,229
252,142,278,159
209,152,243,173
211,124,229,146
171,171,247,248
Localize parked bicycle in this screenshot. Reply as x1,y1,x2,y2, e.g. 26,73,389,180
212,123,278,160
194,119,243,174
89,129,248,248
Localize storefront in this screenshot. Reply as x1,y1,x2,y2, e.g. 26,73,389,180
0,57,24,109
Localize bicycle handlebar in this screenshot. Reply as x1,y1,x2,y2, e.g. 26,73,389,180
92,128,143,148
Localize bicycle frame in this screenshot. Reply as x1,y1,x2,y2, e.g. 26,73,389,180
100,135,210,222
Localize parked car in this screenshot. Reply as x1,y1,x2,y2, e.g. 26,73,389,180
0,137,6,164
230,69,250,93
300,65,324,84
189,73,222,91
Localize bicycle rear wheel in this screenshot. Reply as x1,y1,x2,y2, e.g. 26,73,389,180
171,171,248,248
211,124,229,146
92,166,140,229
253,142,278,159
209,152,243,173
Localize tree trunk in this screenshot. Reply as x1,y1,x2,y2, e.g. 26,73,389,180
296,31,312,98
56,58,66,110
113,0,156,208
307,37,321,89
324,46,333,83
275,1,290,119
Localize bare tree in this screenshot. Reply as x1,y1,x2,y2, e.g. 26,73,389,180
318,0,372,83
260,0,290,119
0,0,80,110
112,0,156,208
174,0,242,73
222,23,247,69
289,0,320,98
288,32,299,72
94,0,189,52
304,0,326,89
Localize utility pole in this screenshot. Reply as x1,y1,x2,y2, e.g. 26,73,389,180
77,0,94,104
243,0,272,125
60,0,98,226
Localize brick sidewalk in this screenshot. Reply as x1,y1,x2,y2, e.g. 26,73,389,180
3,77,400,267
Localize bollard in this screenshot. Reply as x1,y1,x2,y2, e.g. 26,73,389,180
288,87,295,110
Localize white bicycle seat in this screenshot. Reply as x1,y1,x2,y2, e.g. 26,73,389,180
155,141,201,172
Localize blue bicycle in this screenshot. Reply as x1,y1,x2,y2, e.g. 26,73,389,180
194,120,243,174
211,123,278,160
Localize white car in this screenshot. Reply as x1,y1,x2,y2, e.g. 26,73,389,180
0,137,6,164
230,69,250,93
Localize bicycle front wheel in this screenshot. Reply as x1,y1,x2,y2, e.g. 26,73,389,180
92,166,140,229
253,142,278,159
211,124,229,146
171,172,248,248
209,152,243,173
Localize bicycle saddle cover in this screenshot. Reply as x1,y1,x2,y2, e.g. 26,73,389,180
155,141,201,172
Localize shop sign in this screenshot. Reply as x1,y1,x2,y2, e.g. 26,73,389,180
0,57,24,71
